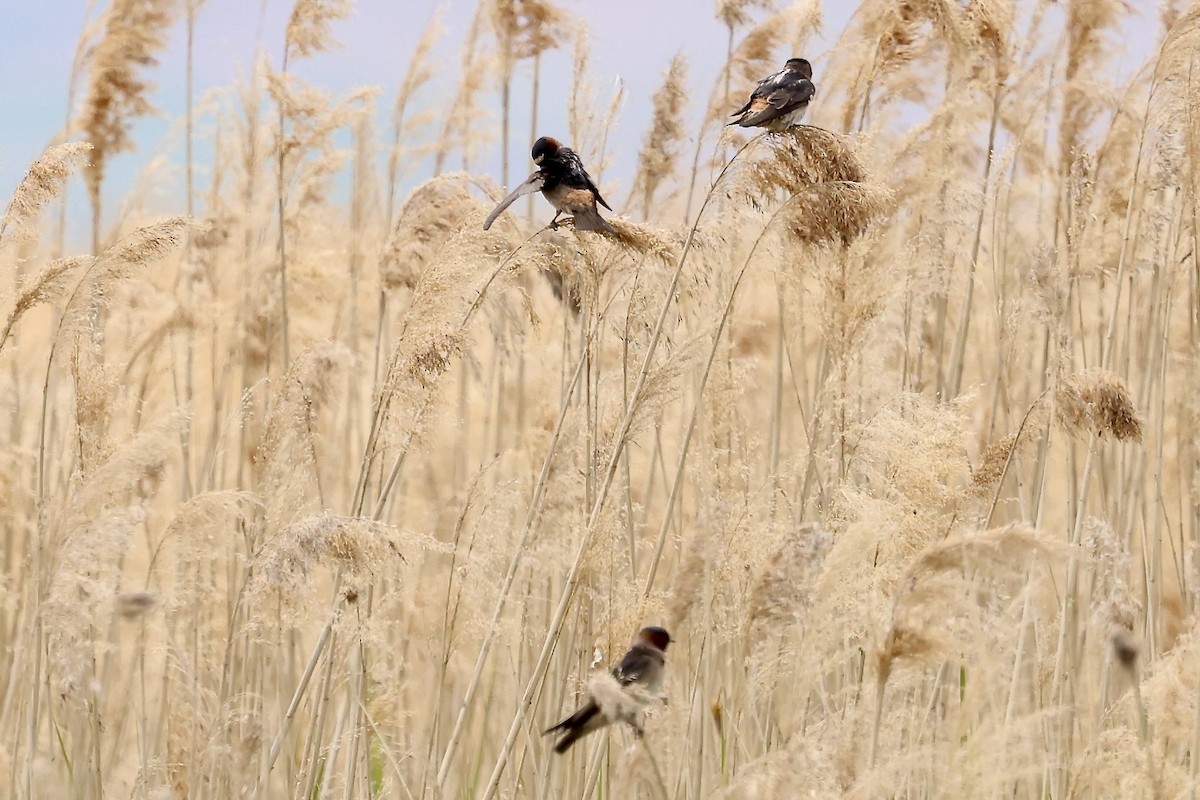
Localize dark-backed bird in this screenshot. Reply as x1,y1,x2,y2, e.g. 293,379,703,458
483,136,615,233
729,57,815,131
544,626,673,754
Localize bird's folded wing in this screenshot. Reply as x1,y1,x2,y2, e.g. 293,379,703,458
767,79,815,110
483,173,545,230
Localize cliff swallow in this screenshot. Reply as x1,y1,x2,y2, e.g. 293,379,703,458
544,626,673,754
729,58,815,132
483,136,615,233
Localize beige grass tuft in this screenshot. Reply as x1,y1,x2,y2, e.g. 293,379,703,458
285,0,353,58
380,174,491,291
782,180,893,246
77,0,177,241
0,142,93,245
1056,368,1144,441
632,54,690,217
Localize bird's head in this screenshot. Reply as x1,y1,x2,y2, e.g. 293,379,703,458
638,626,673,652
532,136,561,165
785,58,812,79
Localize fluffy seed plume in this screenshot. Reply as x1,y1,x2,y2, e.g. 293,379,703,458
0,142,93,246
781,181,893,246
77,0,177,235
716,0,777,29
285,0,353,59
971,432,1018,491
249,514,446,611
380,174,491,291
878,525,1060,682
632,53,690,217
0,256,94,355
600,219,680,262
750,126,869,190
747,522,832,643
1056,368,1144,441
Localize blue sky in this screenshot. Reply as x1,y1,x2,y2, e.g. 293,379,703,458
0,1,1156,247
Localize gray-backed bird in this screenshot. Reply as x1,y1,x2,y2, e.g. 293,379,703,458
729,58,816,131
544,626,673,754
483,136,615,233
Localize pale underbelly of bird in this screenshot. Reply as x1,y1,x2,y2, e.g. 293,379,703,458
543,185,614,232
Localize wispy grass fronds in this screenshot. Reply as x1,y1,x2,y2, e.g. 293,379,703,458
385,10,443,221
59,216,198,331
256,341,355,528
0,142,93,246
1056,368,1144,442
1061,0,1127,163
632,54,690,218
716,0,777,30
0,256,93,355
433,5,491,172
752,127,870,189
782,180,893,246
380,174,491,291
42,411,185,702
600,219,680,262
747,521,832,643
251,513,407,600
877,525,1059,679
77,0,177,248
285,0,353,59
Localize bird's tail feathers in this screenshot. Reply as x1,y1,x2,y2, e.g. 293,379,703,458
554,730,583,754
571,208,616,234
545,701,602,753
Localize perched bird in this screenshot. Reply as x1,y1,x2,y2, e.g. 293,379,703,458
729,58,816,132
544,626,673,754
483,136,615,233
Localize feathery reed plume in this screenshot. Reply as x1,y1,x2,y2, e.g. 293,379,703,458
54,216,198,342
747,521,831,643
434,5,491,173
716,0,777,29
782,181,893,246
751,126,869,188
501,232,584,313
42,412,183,704
870,525,1063,767
372,213,513,462
877,525,1059,681
285,0,353,59
385,10,443,222
77,0,177,250
599,219,680,262
971,432,1018,492
1082,517,1140,643
380,174,490,292
632,54,689,218
0,142,93,246
249,513,414,610
0,256,93,355
729,127,892,245
1055,368,1144,441
1060,0,1126,168
256,341,354,529
487,0,572,185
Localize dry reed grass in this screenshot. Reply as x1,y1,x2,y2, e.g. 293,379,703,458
0,1,1193,799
